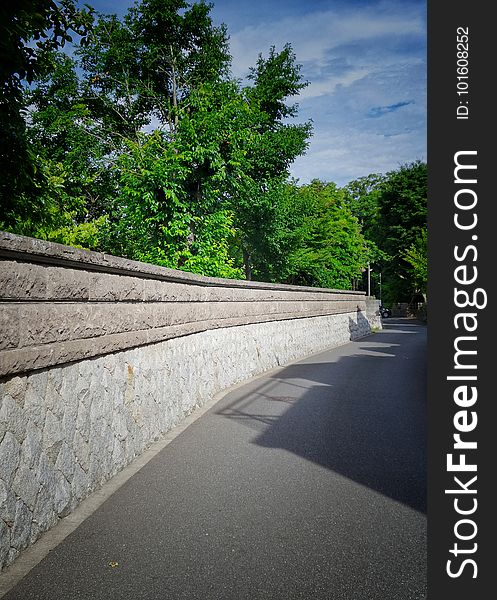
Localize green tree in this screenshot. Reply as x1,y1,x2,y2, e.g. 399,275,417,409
0,0,93,220
234,44,312,278
285,181,369,288
3,49,113,247
77,0,231,139
94,37,311,278
4,0,316,285
101,126,241,278
403,229,427,297
72,0,242,271
342,173,383,239
375,161,427,303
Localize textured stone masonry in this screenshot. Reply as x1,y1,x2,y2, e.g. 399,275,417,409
0,233,370,377
0,232,380,571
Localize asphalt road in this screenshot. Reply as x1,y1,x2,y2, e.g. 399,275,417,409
3,318,427,600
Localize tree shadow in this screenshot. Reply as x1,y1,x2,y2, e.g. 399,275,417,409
216,320,426,513
348,307,372,340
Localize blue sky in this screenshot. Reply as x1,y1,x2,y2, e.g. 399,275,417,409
85,0,426,186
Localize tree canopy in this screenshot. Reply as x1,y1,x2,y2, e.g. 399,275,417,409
0,0,93,211
0,0,426,300
344,161,427,303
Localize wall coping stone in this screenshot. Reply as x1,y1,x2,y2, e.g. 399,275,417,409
0,232,365,296
0,232,373,377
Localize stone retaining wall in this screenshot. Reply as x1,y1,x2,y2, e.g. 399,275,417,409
0,232,380,570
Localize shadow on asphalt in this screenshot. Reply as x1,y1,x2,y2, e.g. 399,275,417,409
216,319,426,514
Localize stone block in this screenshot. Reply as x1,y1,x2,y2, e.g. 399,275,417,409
118,276,144,301
111,438,125,470
34,455,57,528
46,267,90,300
151,303,176,328
133,304,155,331
29,522,41,546
0,432,20,486
12,465,39,511
23,374,48,429
19,422,42,470
73,430,90,472
0,262,47,300
55,442,77,481
54,473,71,517
74,371,91,407
42,410,64,463
71,463,89,502
142,279,165,301
159,281,200,302
46,371,65,418
6,548,19,567
90,304,135,335
88,272,120,301
0,477,17,524
75,402,90,442
20,304,93,347
10,500,32,551
37,453,57,489
0,306,20,350
89,272,144,302
33,485,56,534
102,354,117,375
61,397,78,444
3,376,27,407
0,520,10,569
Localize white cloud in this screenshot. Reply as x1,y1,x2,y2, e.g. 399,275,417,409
225,1,426,185
228,2,425,79
291,128,426,186
298,67,371,99
292,58,426,185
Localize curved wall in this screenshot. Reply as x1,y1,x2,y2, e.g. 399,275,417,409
0,232,380,570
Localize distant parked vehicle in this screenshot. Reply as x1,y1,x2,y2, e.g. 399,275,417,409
380,306,391,318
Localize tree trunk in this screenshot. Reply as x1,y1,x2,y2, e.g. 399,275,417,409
243,249,252,280
170,46,179,131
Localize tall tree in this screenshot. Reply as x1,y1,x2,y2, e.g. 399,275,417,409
342,162,427,302
19,50,114,245
77,0,231,139
342,173,383,239
0,0,93,224
236,44,312,278
89,37,312,278
285,181,369,288
4,0,318,285
372,161,427,303
402,229,427,298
